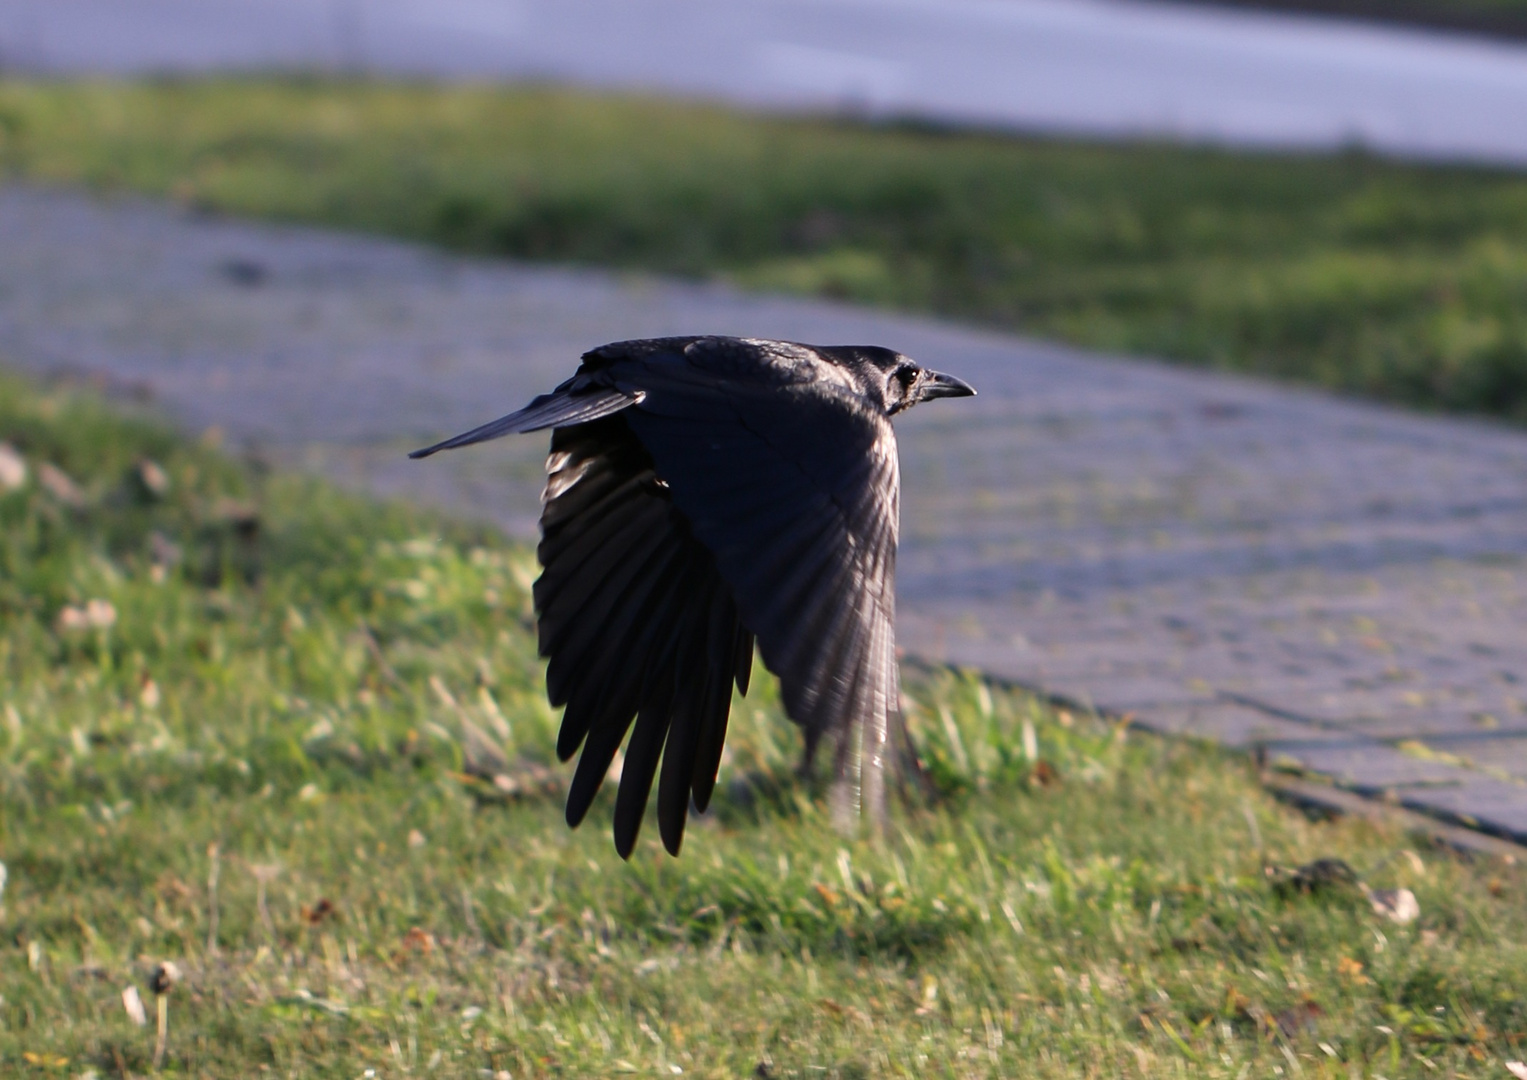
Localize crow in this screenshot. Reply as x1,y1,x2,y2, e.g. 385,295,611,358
411,336,975,857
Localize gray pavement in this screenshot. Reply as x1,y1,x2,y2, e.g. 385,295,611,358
4,186,1527,841
8,0,1527,166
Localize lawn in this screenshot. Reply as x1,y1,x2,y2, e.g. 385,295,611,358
0,375,1523,1078
5,81,1527,421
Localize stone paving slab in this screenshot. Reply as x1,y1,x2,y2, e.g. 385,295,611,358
1421,733,1527,781
3,186,1527,840
1381,777,1527,844
1292,744,1473,790
1127,702,1353,748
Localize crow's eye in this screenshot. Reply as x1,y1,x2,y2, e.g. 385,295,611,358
893,367,918,391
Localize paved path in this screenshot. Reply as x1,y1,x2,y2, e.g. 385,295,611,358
4,186,1527,841
8,0,1527,165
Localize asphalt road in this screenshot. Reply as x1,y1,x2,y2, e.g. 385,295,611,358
4,186,1527,843
6,0,1527,165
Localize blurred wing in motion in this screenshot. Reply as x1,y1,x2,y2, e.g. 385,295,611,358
596,339,902,823
535,416,754,857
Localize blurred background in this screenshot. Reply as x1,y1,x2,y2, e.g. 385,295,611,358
7,0,1527,160
6,0,1527,424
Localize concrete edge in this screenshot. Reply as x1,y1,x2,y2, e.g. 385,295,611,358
1260,774,1527,861
910,658,1527,861
1028,683,1527,859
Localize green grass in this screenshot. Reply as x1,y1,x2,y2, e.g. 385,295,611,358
2,376,1526,1077
6,81,1527,420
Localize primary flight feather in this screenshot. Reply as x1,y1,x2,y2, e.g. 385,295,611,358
411,336,975,857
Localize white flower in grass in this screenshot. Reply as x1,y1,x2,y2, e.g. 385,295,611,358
122,985,147,1026
57,599,117,632
0,443,25,491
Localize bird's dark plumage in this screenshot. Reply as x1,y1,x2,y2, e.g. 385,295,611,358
411,336,974,857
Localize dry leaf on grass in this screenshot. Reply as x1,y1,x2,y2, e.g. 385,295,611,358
1367,887,1420,925
37,462,84,507
301,898,338,925
122,985,147,1026
395,926,435,961
56,599,117,632
1273,999,1323,1037
0,443,26,491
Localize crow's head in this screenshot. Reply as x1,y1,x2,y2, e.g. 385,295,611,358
817,345,976,416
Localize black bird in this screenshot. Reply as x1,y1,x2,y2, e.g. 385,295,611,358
411,336,974,857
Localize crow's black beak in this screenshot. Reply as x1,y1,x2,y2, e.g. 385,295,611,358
917,369,977,401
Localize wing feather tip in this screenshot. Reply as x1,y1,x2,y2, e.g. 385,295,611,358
614,810,642,860
659,817,685,857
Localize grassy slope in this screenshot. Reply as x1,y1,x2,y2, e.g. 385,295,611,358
1,381,1524,1077
6,81,1527,419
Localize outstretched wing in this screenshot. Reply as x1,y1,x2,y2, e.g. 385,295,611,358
534,416,754,858
408,374,641,459
595,338,902,803
413,335,902,849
